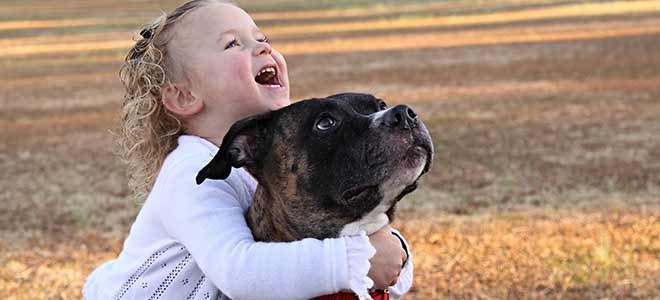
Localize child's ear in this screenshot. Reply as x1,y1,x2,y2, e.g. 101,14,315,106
162,82,203,116
196,112,272,184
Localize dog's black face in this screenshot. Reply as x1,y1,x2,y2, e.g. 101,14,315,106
197,93,433,240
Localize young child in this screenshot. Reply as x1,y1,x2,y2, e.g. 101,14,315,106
83,1,413,299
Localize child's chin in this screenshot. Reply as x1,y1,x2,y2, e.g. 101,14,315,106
260,88,289,108
270,97,291,110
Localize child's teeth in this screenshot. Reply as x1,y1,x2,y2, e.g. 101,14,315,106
257,67,276,77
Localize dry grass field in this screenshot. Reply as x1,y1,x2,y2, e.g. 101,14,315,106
1,0,659,299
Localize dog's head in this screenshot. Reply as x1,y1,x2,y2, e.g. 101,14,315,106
197,93,433,238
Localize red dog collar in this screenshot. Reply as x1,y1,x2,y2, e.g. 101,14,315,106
312,290,390,300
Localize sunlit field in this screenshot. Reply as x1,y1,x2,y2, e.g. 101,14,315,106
1,0,659,299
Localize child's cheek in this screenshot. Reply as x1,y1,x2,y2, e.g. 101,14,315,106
234,62,254,84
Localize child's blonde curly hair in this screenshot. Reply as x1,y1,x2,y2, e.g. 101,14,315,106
118,0,226,200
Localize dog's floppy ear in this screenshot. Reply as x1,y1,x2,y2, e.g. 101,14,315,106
196,112,272,184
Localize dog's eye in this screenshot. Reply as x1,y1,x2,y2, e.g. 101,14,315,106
316,116,337,131
377,100,388,111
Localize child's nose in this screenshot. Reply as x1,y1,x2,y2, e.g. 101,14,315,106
253,41,272,56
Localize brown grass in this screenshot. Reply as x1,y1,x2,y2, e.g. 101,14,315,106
395,211,660,299
276,21,660,55
1,211,657,300
0,17,141,31
6,1,660,57
248,0,565,21
262,0,660,36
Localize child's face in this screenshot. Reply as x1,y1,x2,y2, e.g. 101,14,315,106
175,3,290,123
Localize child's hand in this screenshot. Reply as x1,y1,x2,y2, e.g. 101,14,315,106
367,226,407,290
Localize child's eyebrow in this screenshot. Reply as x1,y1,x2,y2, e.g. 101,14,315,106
252,27,264,35
217,28,239,42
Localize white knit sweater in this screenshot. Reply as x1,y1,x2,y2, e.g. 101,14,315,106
83,135,413,300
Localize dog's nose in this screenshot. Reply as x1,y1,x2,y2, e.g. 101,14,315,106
383,105,418,129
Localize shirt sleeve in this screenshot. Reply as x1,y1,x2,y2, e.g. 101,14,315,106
388,228,414,298
154,155,374,300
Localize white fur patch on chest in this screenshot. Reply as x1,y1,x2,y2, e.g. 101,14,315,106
339,204,393,236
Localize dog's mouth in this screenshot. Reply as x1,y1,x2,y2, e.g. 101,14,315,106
342,185,374,200
414,140,434,175
255,65,281,87
396,181,418,202
409,121,434,174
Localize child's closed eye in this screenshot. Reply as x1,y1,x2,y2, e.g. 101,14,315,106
257,36,269,43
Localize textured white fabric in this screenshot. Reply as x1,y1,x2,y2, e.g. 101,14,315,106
345,231,376,300
83,135,412,300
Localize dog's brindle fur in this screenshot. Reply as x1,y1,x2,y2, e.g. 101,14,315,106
196,93,433,242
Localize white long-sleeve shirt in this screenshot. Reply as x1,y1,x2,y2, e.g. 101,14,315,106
83,135,413,300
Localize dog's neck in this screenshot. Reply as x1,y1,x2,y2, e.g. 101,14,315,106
247,185,300,242
247,182,395,242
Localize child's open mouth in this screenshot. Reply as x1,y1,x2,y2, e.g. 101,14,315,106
255,65,281,87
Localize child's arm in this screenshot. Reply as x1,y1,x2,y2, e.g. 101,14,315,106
155,156,376,300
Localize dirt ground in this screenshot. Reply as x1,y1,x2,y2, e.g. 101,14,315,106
1,0,659,299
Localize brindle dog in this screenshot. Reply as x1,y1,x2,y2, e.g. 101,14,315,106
196,93,433,242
